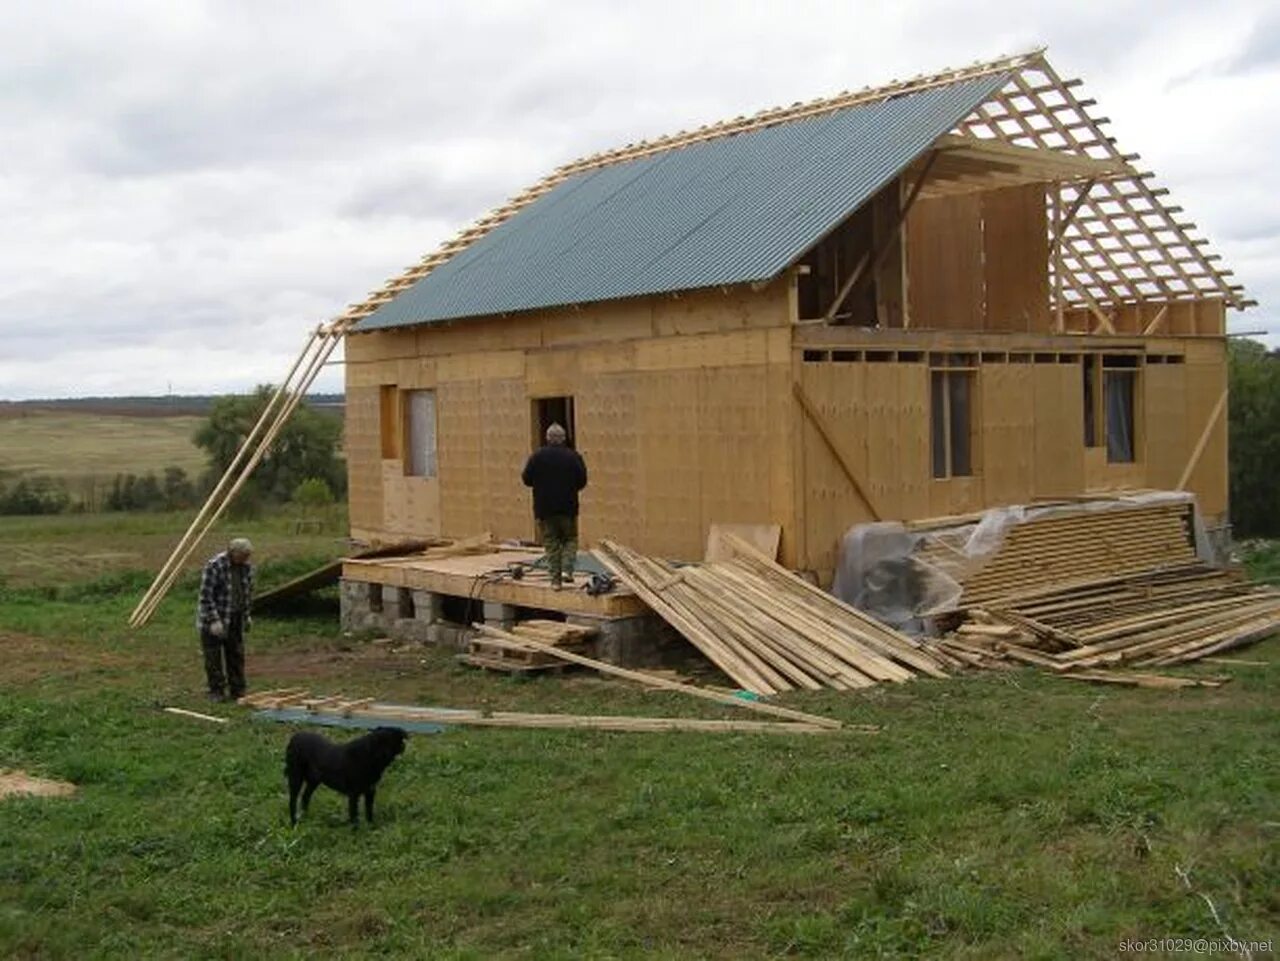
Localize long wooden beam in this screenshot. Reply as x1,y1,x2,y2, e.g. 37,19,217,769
472,624,843,729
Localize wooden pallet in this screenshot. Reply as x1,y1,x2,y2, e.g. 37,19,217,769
464,619,596,673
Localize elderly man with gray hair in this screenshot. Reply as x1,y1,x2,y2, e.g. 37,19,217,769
521,423,588,588
196,537,255,701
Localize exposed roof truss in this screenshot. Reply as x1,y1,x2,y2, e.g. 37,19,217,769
951,56,1249,312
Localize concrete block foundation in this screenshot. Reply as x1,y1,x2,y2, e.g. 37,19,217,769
340,577,680,667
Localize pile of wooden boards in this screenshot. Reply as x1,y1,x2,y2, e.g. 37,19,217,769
932,563,1280,686
936,501,1200,607
595,536,946,695
463,619,596,673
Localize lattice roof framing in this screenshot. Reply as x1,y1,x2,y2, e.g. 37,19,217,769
329,48,1250,337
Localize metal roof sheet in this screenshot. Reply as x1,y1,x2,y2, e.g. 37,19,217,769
358,72,1011,331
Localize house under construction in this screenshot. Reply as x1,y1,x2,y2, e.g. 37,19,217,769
334,49,1249,587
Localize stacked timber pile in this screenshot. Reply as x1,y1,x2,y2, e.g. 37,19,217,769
595,537,946,695
463,620,596,673
947,501,1198,607
933,563,1280,686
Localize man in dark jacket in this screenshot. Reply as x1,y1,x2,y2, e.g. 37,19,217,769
196,537,255,701
521,423,588,588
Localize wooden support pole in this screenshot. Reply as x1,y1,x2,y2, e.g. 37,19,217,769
130,328,324,624
131,327,345,627
1177,387,1228,491
791,381,882,521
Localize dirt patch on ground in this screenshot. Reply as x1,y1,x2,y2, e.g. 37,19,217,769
250,645,421,684
0,631,138,684
0,770,76,799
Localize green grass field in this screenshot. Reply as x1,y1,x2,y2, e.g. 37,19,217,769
0,514,1277,959
0,410,207,497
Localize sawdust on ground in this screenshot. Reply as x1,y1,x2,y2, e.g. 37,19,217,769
0,770,76,799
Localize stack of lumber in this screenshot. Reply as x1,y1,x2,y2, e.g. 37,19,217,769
595,537,946,695
932,563,1280,686
920,501,1198,607
463,620,596,673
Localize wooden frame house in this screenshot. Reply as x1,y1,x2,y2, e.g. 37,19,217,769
339,49,1250,584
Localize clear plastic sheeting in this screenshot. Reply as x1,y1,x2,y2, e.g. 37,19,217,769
831,491,1209,635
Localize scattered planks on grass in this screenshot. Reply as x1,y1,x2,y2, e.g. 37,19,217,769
237,690,849,736
594,536,945,695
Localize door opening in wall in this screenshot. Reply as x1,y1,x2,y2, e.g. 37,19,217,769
532,396,576,450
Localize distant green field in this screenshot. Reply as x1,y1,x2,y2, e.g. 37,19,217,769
0,411,207,498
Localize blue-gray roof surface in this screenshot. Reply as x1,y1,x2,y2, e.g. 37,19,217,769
358,72,1010,331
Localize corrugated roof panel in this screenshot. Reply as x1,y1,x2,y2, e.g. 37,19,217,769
358,72,1010,330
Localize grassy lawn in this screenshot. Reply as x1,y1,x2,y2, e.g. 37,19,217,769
0,518,1276,959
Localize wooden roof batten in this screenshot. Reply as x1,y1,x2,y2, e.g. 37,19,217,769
331,47,1248,338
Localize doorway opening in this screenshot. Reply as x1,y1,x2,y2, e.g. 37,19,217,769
532,396,575,450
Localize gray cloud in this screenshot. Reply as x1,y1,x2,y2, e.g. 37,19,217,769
0,0,1276,401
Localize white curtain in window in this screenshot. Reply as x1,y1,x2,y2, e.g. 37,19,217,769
407,390,437,477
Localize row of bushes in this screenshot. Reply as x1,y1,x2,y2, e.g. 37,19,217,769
0,469,337,517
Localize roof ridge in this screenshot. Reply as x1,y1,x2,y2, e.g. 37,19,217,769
332,48,1043,331
554,48,1044,177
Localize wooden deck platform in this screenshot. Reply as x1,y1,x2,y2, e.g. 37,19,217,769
341,548,646,618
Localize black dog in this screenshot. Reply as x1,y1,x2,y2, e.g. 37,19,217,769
285,726,407,827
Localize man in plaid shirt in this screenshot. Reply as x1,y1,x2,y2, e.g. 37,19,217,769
197,537,255,701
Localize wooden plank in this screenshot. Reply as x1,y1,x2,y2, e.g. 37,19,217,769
473,623,842,728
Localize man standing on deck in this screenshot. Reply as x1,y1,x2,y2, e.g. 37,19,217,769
196,537,255,701
521,424,588,588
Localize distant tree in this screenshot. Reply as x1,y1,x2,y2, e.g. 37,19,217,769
292,476,335,511
162,466,197,510
1228,340,1280,537
193,386,345,504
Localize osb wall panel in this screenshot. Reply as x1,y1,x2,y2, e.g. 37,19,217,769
1032,364,1085,497
905,193,984,330
575,371,644,548
982,184,1050,333
344,386,383,533
380,467,441,538
1183,348,1228,519
435,377,531,541
436,379,485,537
980,364,1035,505
1144,364,1186,490
479,378,534,540
796,360,930,576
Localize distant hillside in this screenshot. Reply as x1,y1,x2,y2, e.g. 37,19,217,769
0,393,345,419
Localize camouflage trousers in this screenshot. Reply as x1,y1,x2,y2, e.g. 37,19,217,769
539,515,579,585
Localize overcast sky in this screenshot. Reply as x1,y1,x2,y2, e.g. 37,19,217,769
1,0,1276,400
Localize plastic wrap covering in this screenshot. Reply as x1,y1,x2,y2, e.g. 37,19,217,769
831,491,1208,635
